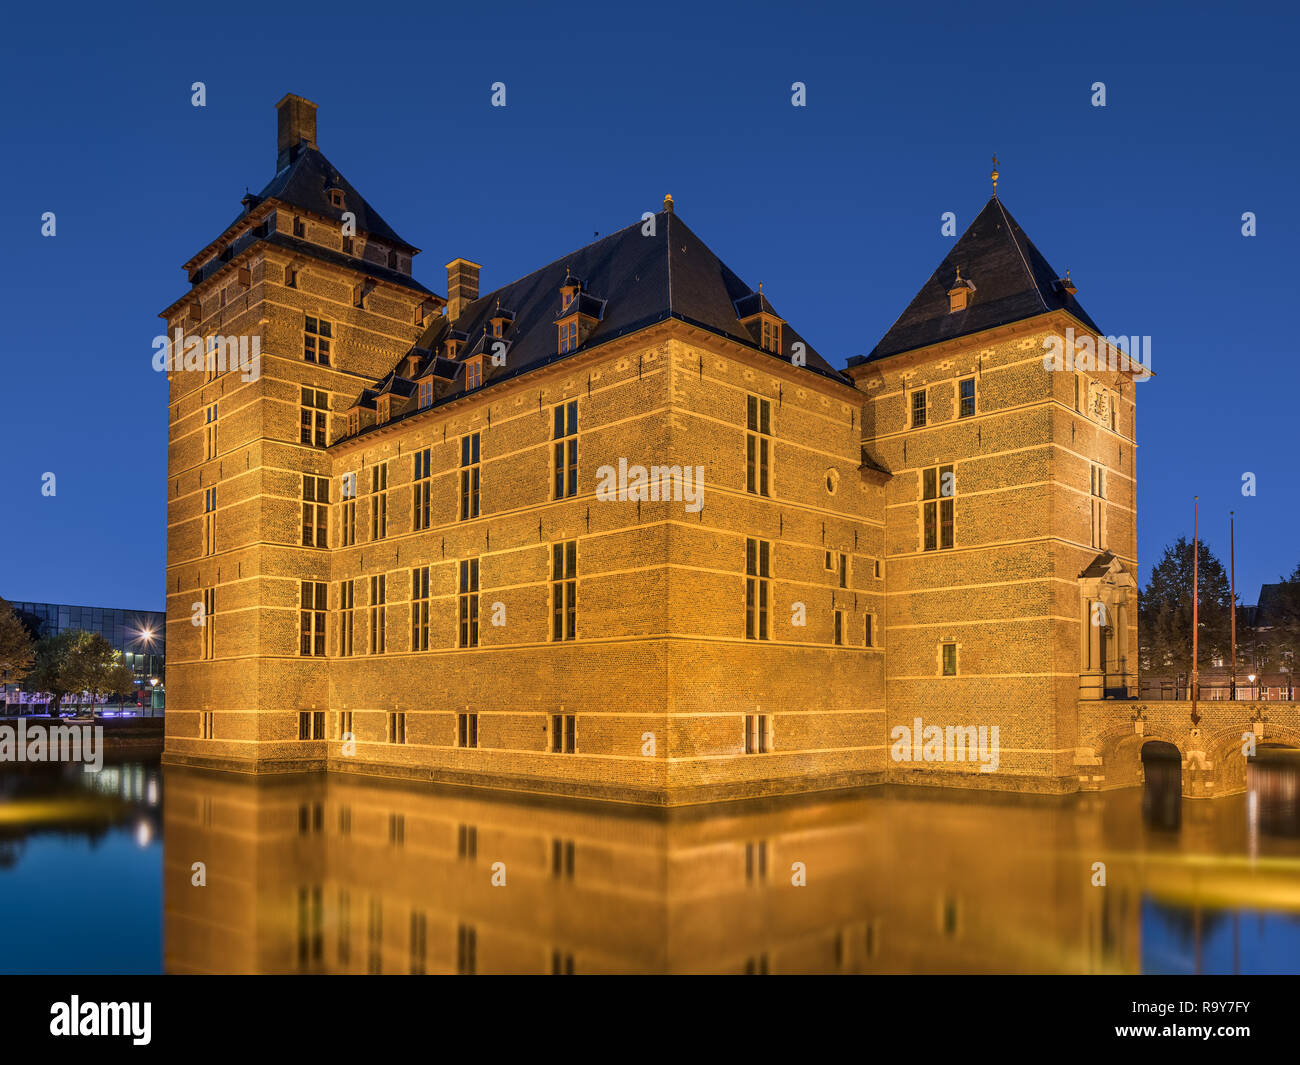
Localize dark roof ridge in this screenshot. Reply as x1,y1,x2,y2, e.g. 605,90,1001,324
993,197,1049,315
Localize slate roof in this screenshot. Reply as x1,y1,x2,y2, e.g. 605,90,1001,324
1079,551,1117,579
248,144,419,253
1253,583,1298,629
858,197,1102,363
393,207,847,396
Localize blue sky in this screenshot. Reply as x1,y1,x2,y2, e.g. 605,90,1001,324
1,0,1296,610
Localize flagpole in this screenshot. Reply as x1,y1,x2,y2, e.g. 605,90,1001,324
1230,511,1237,701
1191,497,1200,726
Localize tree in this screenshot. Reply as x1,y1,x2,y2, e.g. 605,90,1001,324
1251,563,1300,677
0,598,35,686
1138,537,1234,673
107,661,137,711
26,630,78,716
60,632,127,720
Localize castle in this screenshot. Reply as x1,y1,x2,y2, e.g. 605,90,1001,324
160,94,1140,803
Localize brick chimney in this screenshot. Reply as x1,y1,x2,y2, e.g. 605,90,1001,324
446,259,482,322
276,93,318,169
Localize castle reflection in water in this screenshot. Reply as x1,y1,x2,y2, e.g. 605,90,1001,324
162,755,1300,975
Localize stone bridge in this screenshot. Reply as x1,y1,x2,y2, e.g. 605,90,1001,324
1075,700,1300,798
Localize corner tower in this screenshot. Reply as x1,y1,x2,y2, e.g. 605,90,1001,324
849,191,1141,793
161,94,442,771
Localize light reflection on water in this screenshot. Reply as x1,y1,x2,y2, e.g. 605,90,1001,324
0,756,1297,973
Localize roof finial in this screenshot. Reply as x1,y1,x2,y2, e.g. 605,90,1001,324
758,280,764,293
991,153,999,196
954,266,962,281
664,193,674,214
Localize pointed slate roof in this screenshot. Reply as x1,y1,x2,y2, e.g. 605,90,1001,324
399,208,846,394
862,197,1101,363
248,145,419,253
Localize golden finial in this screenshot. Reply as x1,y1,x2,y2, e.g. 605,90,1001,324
954,266,962,281
664,193,674,213
991,153,999,195
758,280,764,293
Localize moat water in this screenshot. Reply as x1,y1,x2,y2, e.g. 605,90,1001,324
1,755,1297,974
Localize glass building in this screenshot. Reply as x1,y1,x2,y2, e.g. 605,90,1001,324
3,600,165,712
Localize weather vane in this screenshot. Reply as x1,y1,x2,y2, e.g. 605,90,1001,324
991,153,999,195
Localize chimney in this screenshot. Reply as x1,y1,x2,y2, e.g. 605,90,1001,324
276,93,318,169
446,259,482,322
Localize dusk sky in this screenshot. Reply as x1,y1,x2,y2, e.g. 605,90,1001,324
2,1,1296,609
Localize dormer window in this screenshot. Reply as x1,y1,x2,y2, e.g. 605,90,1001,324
418,378,433,409
947,268,975,313
492,320,503,338
377,396,391,424
760,318,781,354
293,216,305,238
347,410,360,436
387,249,398,269
559,320,578,354
563,291,574,310
329,189,345,209
465,357,484,390
446,339,463,360
343,236,354,255
560,269,582,311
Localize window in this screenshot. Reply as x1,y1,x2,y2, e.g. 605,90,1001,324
458,559,479,648
342,236,354,255
457,712,478,749
745,714,772,754
838,552,848,589
369,463,388,540
330,189,344,209
410,567,430,651
301,388,329,447
412,449,431,531
1090,464,1105,549
298,710,325,740
299,582,327,656
745,841,769,882
458,824,478,860
200,711,215,739
760,318,781,354
941,642,958,676
369,575,386,654
205,403,218,460
460,433,481,520
553,401,578,498
387,711,406,744
911,389,927,428
922,464,955,551
745,538,771,640
457,925,476,976
417,377,433,409
293,215,305,237
302,475,329,547
558,319,578,353
338,710,353,741
834,610,844,646
491,320,503,338
551,541,577,641
746,395,772,496
203,486,217,556
864,613,875,648
959,377,976,418
551,839,575,879
464,357,483,390
550,713,576,754
304,316,332,366
285,265,297,288
376,396,390,425
201,588,215,660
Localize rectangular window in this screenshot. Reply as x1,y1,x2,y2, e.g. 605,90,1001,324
300,581,327,656
205,403,218,460
922,465,955,551
558,319,578,354
300,387,328,447
864,613,875,648
458,825,478,860
838,552,848,589
301,475,329,548
744,714,772,754
551,541,577,641
369,575,386,654
417,378,433,409
911,389,927,428
745,538,771,640
959,377,976,418
553,401,578,499
304,316,332,366
834,610,844,646
369,463,388,540
942,642,958,676
457,712,478,749
458,559,479,648
412,449,431,530
745,395,772,496
1090,464,1105,548
201,588,215,660
338,710,353,741
298,710,325,740
459,433,481,520
550,713,576,754
411,566,430,652
551,839,576,879
203,486,217,556
465,357,483,390
760,318,781,354
387,711,406,744
200,711,215,739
